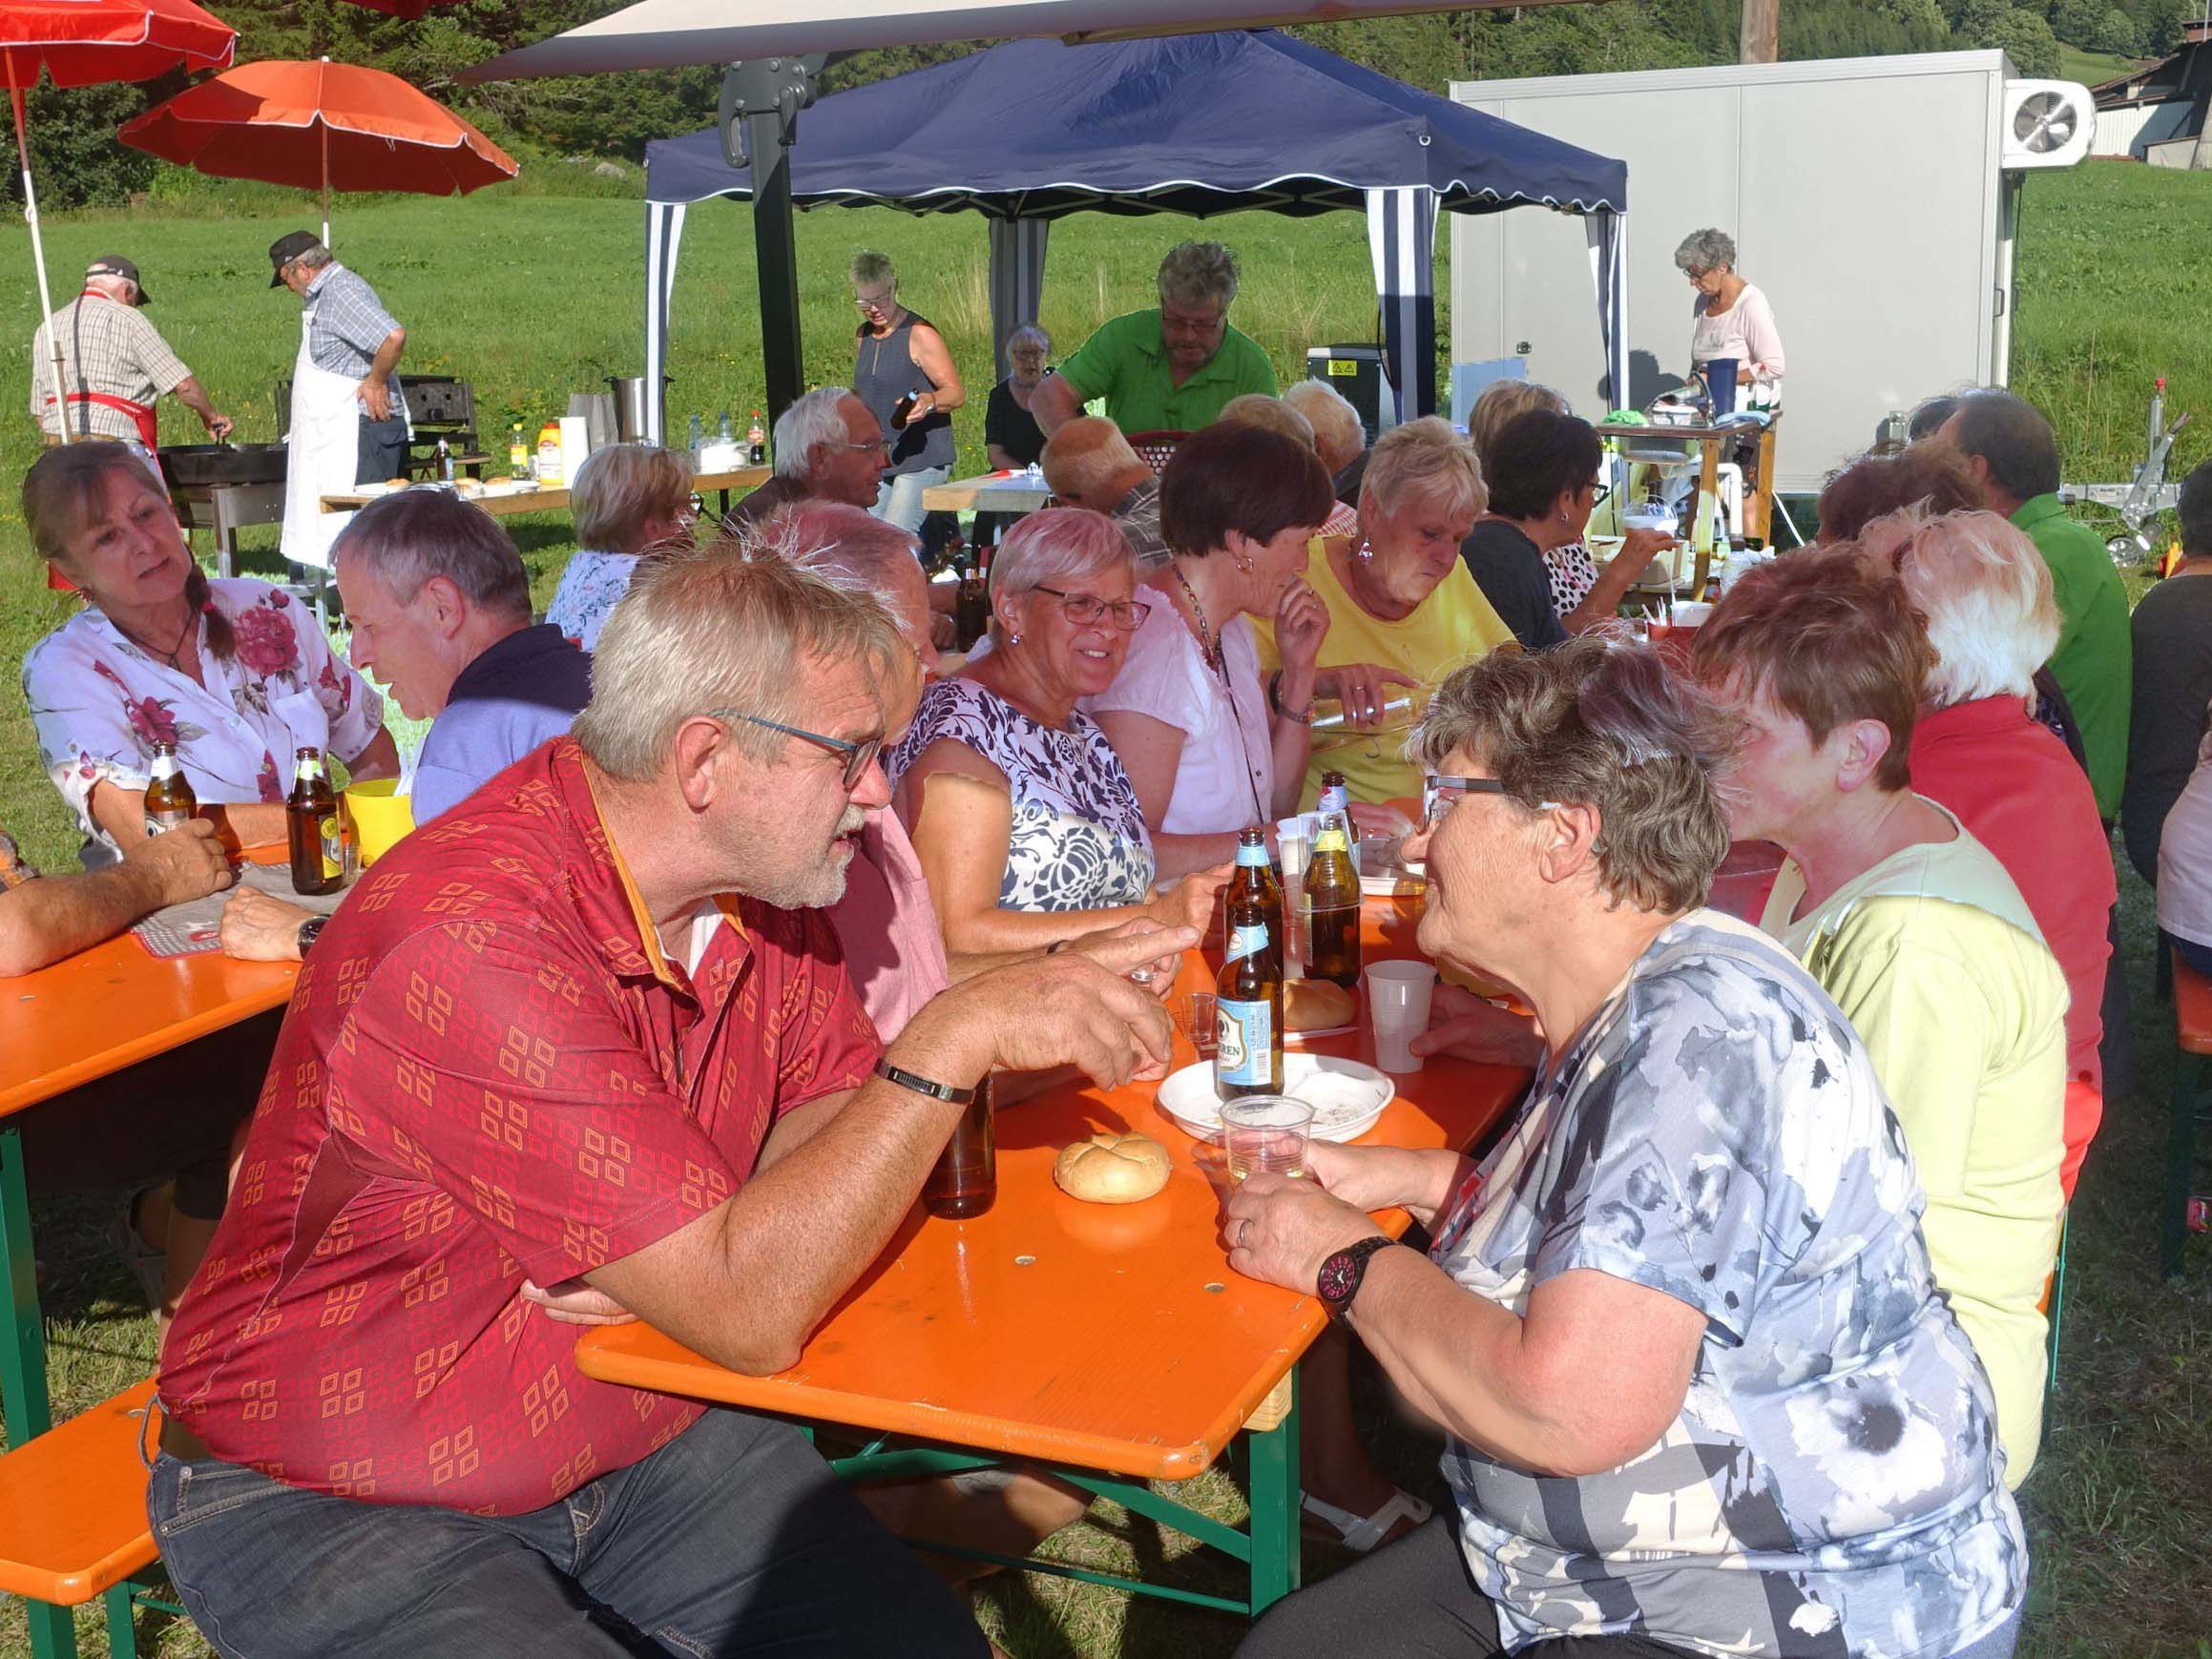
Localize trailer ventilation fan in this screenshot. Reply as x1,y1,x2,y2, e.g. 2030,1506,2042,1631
2001,81,2095,170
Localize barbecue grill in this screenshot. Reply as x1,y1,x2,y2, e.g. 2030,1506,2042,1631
159,443,288,576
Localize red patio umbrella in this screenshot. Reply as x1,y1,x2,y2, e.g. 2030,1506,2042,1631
119,58,519,248
2,0,237,438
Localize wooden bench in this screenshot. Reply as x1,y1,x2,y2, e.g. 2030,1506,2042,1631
0,1379,164,1659
2165,947,2212,1276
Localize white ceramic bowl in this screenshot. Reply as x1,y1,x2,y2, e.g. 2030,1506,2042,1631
1156,1052,1392,1144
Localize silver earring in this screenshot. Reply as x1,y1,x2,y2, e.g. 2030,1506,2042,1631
1010,632,1023,646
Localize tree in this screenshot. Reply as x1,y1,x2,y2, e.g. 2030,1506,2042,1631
2094,7,2144,53
2137,0,2194,54
1957,0,2066,73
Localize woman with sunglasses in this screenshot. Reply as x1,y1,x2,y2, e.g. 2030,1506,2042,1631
1088,423,1340,867
1458,408,1675,650
848,249,966,534
887,508,1228,954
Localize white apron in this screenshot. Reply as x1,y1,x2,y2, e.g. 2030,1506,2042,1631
280,296,366,570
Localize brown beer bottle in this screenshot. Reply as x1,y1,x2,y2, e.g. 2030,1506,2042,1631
286,747,344,896
954,538,991,652
1216,828,1285,1101
922,1076,997,1219
1304,774,1362,990
143,740,197,836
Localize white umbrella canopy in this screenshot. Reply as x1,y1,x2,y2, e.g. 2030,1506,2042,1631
464,0,1591,79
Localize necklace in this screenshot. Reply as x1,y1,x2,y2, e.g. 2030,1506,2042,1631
115,605,197,673
1169,563,1221,671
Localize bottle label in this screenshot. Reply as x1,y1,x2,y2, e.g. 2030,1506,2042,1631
146,808,189,836
1319,784,1347,815
318,815,345,881
1224,922,1269,965
1313,824,1349,855
1215,997,1274,1087
1234,839,1270,869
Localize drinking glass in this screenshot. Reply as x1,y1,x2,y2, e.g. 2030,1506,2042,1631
1171,991,1218,1059
1220,1094,1314,1183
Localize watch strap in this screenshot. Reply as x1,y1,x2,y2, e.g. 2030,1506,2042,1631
296,915,327,957
874,1058,978,1106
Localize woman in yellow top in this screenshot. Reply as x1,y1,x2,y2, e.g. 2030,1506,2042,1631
1254,416,1514,806
1692,546,2066,1491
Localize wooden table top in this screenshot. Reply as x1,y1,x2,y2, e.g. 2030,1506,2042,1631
0,935,295,1121
578,896,1523,1483
920,471,1054,514
322,467,769,514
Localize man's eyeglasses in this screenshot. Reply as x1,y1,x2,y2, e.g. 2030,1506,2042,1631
708,710,883,790
854,289,895,313
1584,482,1613,510
835,439,892,455
1033,586,1150,632
1423,774,1563,823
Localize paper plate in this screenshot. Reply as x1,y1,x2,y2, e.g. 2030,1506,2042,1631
1156,1053,1392,1145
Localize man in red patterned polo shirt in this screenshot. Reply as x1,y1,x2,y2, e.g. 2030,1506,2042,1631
153,549,1174,1657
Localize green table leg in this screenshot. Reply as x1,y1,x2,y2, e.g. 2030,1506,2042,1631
0,1126,76,1657
1244,1367,1301,1615
103,1586,139,1659
2164,1052,2201,1278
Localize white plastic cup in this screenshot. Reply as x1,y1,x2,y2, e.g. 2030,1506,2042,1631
1365,960,1438,1074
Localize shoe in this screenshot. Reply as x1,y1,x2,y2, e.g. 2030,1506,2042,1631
1300,1487,1432,1554
108,1191,167,1309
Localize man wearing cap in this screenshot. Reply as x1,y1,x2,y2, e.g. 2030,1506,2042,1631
268,231,408,569
27,256,232,463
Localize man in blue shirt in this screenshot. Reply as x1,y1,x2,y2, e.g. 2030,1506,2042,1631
219,488,593,962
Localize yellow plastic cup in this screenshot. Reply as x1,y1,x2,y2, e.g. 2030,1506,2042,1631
344,778,415,868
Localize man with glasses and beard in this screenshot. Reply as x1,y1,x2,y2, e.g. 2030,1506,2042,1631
153,545,1175,1658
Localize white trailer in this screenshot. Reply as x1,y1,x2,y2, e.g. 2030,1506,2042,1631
1447,51,2094,496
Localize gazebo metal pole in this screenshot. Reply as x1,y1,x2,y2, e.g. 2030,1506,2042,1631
721,56,822,430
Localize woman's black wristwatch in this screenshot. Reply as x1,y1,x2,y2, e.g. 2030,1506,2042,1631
1317,1237,1405,1322
296,915,327,958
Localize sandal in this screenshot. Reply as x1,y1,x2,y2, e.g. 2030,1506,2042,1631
1300,1487,1432,1554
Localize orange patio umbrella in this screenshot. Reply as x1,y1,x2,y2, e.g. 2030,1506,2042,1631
118,58,518,248
3,0,237,438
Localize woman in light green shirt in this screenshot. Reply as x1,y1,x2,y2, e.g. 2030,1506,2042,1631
1691,545,2067,1489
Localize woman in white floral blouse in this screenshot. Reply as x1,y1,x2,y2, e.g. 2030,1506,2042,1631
22,442,396,862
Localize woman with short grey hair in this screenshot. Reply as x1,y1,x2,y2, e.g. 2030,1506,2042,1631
980,324,1054,542
546,443,697,650
887,507,1225,951
1674,225,1784,396
848,248,966,533
1226,633,2028,1659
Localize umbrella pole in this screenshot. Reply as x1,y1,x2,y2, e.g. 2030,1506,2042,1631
321,115,330,249
7,64,68,442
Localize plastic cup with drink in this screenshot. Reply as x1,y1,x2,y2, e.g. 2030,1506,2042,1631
1220,1094,1314,1183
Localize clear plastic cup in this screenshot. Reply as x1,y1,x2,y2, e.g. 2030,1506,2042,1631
1366,960,1438,1073
1172,991,1218,1059
1220,1094,1314,1183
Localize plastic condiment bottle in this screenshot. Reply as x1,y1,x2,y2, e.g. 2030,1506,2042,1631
536,420,563,487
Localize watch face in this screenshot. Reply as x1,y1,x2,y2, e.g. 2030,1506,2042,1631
1318,1248,1363,1306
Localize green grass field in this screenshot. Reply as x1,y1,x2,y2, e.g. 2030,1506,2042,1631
7,160,2212,1656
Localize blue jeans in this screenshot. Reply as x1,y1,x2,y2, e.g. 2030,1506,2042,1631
871,464,951,533
148,1405,989,1658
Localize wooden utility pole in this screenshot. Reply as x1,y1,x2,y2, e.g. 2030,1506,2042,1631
1741,0,1780,63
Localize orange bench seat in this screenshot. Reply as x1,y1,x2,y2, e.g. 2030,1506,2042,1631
0,1378,159,1607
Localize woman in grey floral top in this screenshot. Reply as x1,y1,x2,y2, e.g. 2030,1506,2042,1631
1226,635,2024,1659
21,442,396,863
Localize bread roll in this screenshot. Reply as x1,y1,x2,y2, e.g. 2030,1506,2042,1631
1054,1132,1171,1204
1283,979,1353,1033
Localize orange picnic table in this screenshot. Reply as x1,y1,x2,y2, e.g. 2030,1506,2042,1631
578,896,1524,1619
0,895,298,1442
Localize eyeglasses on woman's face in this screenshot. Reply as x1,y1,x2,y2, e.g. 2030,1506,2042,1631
1031,586,1151,632
1422,774,1563,824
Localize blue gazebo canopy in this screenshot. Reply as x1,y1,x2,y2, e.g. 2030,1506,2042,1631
638,30,1629,436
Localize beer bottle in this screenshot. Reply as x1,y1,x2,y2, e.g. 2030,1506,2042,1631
143,740,197,836
286,747,344,896
921,1076,996,1219
1305,778,1362,990
954,538,991,652
1216,828,1285,1102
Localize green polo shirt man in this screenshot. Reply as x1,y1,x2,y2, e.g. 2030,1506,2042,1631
1030,241,1277,437
1942,391,2133,819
